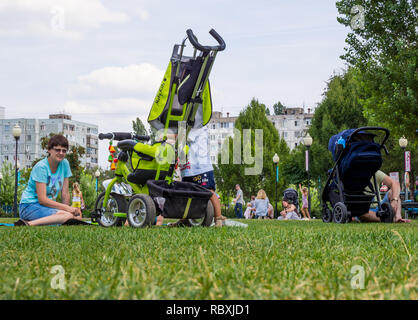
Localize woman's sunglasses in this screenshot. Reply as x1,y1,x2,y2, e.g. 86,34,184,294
53,147,68,154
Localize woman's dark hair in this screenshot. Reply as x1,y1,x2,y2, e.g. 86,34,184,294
47,134,69,150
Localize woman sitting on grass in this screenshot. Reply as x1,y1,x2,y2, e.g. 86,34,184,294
254,189,269,219
15,135,82,226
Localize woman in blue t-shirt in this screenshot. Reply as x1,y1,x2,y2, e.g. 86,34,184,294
16,135,81,226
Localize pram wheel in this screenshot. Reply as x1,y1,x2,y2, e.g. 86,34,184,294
183,200,214,227
95,192,127,227
379,202,395,223
322,206,333,223
127,194,156,228
332,202,350,224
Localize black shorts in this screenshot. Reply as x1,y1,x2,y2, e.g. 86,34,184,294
182,171,216,191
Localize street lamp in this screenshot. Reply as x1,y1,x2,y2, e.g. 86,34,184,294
399,136,408,201
303,133,313,217
12,124,22,217
95,168,101,196
273,153,280,219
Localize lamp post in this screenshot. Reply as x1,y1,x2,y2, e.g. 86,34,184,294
399,136,408,201
303,133,313,217
12,124,22,218
95,168,101,196
273,153,280,219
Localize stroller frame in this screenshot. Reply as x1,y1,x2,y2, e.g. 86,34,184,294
321,127,395,223
94,29,226,228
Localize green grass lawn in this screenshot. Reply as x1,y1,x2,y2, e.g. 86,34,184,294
0,218,416,300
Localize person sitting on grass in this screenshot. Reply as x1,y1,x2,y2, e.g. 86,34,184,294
254,189,269,219
15,135,82,226
278,198,301,220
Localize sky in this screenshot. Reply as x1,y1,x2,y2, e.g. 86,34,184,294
0,0,350,168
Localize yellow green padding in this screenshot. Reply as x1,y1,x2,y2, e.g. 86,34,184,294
182,198,193,219
148,62,172,122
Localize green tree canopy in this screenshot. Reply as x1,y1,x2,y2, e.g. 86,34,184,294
272,101,286,115
336,0,417,147
132,117,148,136
214,98,290,204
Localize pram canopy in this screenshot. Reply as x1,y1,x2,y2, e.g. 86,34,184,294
328,128,386,192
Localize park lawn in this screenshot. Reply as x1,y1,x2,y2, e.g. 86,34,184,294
0,218,416,300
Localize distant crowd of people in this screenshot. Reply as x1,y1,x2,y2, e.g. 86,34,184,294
232,184,311,221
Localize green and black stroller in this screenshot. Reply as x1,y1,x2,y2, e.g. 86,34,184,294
95,29,226,228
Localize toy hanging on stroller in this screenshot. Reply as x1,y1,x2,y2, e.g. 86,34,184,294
321,127,395,223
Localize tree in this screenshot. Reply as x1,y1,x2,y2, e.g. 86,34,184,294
336,0,417,148
308,69,368,181
0,162,24,213
214,98,290,203
132,117,148,136
272,101,286,115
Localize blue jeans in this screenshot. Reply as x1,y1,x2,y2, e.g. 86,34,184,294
19,202,58,221
234,203,243,219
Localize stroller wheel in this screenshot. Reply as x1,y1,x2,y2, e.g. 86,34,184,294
332,202,349,224
95,192,127,227
322,206,333,223
379,203,395,223
127,194,156,228
183,200,215,227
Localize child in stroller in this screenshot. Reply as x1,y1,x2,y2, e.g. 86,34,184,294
322,127,403,223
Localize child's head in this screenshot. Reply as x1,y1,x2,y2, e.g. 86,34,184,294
73,182,80,193
247,202,252,207
302,187,307,194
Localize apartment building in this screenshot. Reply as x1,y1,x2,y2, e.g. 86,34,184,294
207,107,314,163
0,112,99,169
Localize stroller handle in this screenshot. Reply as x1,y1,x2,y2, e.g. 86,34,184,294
99,132,150,142
347,126,390,155
186,29,226,52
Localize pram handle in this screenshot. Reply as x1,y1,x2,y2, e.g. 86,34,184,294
99,132,150,142
346,126,390,155
186,29,226,52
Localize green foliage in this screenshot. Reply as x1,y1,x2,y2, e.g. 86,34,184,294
308,70,368,180
0,162,25,215
336,0,417,149
215,98,290,202
132,117,148,136
78,173,97,214
272,101,286,115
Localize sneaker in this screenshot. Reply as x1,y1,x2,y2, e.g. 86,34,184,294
14,219,29,226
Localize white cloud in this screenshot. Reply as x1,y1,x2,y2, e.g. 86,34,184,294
63,98,153,168
71,63,164,98
0,0,129,39
135,8,150,21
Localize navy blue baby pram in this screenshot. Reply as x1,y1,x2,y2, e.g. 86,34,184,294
321,127,394,223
